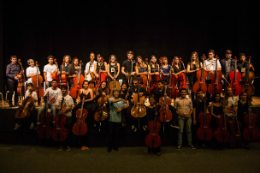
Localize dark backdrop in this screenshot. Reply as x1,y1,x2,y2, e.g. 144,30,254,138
1,1,259,95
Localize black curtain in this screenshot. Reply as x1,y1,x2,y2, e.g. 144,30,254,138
2,1,259,95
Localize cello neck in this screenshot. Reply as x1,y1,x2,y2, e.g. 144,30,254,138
204,99,207,124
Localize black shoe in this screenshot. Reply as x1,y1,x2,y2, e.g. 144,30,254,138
107,148,112,153
113,147,119,151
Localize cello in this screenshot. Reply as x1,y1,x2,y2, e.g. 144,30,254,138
37,93,53,139
32,61,44,98
229,116,243,148
243,97,260,142
196,97,213,141
109,71,120,96
140,58,151,91
70,61,84,98
72,92,88,136
193,54,207,94
167,66,179,99
52,97,68,142
145,106,161,149
60,59,69,86
94,93,108,131
126,60,136,89
51,59,60,88
158,86,172,134
241,57,255,96
131,85,146,129
208,55,222,94
17,59,26,98
15,91,34,119
95,57,108,90
159,57,165,80
228,56,242,96
179,57,192,98
214,101,230,143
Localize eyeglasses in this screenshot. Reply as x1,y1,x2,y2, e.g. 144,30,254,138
133,83,138,85
208,54,213,55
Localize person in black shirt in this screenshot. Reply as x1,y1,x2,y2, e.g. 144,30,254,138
220,50,235,89
237,91,249,149
237,53,254,73
69,57,81,88
126,78,149,132
59,55,71,75
192,89,208,148
121,51,136,86
119,83,128,126
6,55,21,107
153,80,179,129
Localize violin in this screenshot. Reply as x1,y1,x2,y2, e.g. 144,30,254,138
241,57,255,96
145,106,161,149
15,91,34,119
243,97,260,141
72,93,88,136
95,57,108,89
228,56,242,96
70,60,84,98
17,59,26,97
140,58,151,91
37,93,53,139
52,97,68,142
94,92,109,131
167,65,179,99
109,71,120,96
229,116,243,148
60,59,69,86
213,102,230,143
32,61,44,98
158,86,172,122
193,54,207,94
51,59,60,88
196,97,213,141
208,55,222,95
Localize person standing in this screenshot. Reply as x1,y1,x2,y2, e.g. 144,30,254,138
107,88,128,152
6,55,21,107
175,88,196,150
43,55,58,88
220,50,235,89
121,51,136,86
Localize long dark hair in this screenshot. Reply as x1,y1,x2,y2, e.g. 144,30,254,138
69,57,79,75
212,92,221,103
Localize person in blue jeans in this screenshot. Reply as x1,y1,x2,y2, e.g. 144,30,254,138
174,88,196,150
36,79,62,127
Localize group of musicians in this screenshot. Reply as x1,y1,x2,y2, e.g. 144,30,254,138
5,50,258,156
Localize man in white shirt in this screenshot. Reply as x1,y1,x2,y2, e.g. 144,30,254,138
43,55,58,87
14,82,38,130
84,52,97,82
55,84,74,151
26,59,40,84
37,79,62,126
204,50,222,100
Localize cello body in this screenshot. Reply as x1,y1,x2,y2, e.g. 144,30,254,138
196,99,213,141
94,96,109,121
214,114,230,143
196,113,213,141
167,69,179,99
52,114,68,142
145,109,161,149
243,100,260,142
193,69,207,94
158,87,172,122
241,58,255,96
37,95,53,139
15,96,34,119
32,62,44,98
131,93,146,118
61,73,68,86
95,72,108,89
208,71,223,94
228,57,242,96
51,59,60,88
229,117,243,148
70,74,84,98
72,101,88,136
